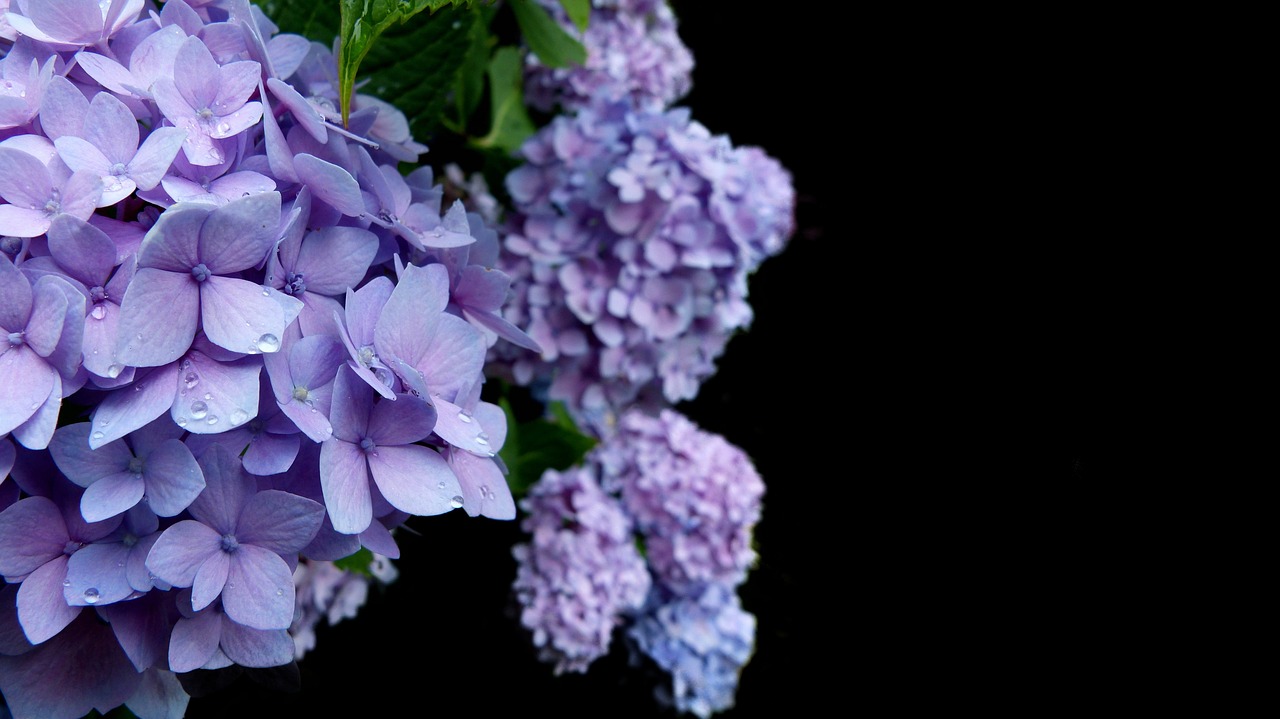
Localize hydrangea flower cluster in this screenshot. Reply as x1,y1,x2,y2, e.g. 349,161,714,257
522,0,693,115
0,2,534,716
510,463,652,674
511,408,764,717
490,99,796,435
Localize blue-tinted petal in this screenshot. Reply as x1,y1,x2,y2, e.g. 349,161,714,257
146,519,220,588
187,444,254,532
236,489,323,555
114,268,199,368
223,545,295,630
16,556,79,644
64,541,134,606
318,438,371,535
367,444,460,518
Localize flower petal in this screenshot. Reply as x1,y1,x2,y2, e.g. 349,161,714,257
167,610,221,674
368,444,461,518
141,438,206,517
0,346,57,439
236,489,324,555
146,519,220,588
0,496,67,578
88,363,179,449
114,268,199,368
199,274,299,358
448,448,516,520
223,545,295,630
198,190,280,275
80,471,145,522
64,541,134,606
187,444,254,532
219,620,294,669
17,556,79,645
190,550,229,612
171,351,262,436
128,127,188,190
318,438,371,535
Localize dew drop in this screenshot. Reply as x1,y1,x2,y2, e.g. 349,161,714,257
63,579,71,587
207,147,224,163
83,588,100,604
90,304,107,320
230,409,248,425
262,289,270,296
449,496,464,509
206,415,219,425
227,582,235,590
276,588,283,596
106,364,123,378
216,122,231,135
474,435,489,447
458,411,473,423
256,333,280,352
176,417,188,427
184,372,199,388
91,430,105,440
437,481,446,490
190,400,208,419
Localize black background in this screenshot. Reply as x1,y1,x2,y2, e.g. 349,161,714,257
183,4,842,717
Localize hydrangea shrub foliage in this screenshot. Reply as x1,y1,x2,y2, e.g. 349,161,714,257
0,1,796,717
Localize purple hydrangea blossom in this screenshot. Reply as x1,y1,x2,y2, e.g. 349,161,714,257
113,191,303,367
511,465,651,674
627,582,757,719
523,0,694,114
145,444,323,630
597,408,763,592
490,100,795,434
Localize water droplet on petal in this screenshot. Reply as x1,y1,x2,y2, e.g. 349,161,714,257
230,409,248,425
437,481,446,490
256,334,280,352
91,430,105,440
83,588,100,604
458,411,473,423
262,289,270,296
106,364,123,378
184,372,199,388
176,417,188,427
276,588,283,596
449,496,464,509
90,305,106,320
203,393,212,400
474,435,489,447
206,415,219,425
62,579,71,587
216,122,231,136
190,401,208,419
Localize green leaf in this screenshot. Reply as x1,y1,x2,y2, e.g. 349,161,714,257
356,5,481,140
336,0,475,126
333,547,375,576
452,3,493,129
471,45,535,153
508,0,586,69
498,400,597,497
558,0,590,32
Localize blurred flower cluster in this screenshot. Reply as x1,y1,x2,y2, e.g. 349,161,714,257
0,0,796,717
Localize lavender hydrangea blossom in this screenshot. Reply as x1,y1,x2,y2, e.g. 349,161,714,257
510,465,652,674
0,2,534,711
627,583,757,719
512,408,763,716
598,409,763,592
491,99,796,434
523,0,694,114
